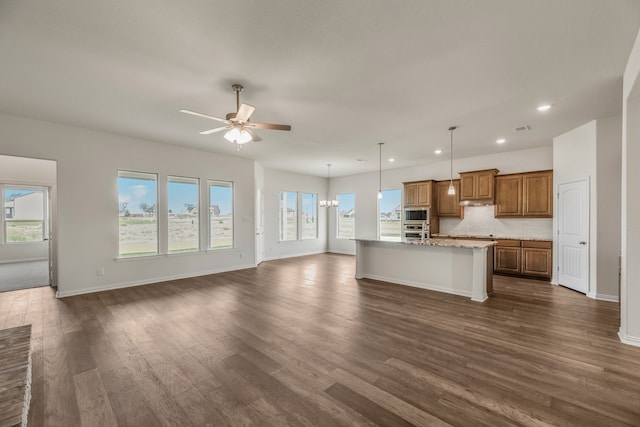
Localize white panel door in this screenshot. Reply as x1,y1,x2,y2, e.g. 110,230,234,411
557,178,589,293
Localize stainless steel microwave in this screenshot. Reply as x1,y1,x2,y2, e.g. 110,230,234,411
404,208,430,223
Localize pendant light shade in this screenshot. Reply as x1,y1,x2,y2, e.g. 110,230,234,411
448,126,457,196
378,142,384,199
320,164,339,208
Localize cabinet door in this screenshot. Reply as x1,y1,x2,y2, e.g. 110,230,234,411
495,175,523,217
476,170,495,199
436,180,463,218
416,181,432,207
523,171,553,217
460,174,476,199
494,246,521,273
522,247,552,278
404,183,417,206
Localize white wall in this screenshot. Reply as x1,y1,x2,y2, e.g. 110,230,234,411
263,168,327,260
621,27,640,346
0,155,56,263
596,115,623,299
329,146,553,255
552,117,623,301
0,113,256,297
553,121,598,294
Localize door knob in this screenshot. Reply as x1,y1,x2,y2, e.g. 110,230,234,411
579,241,587,245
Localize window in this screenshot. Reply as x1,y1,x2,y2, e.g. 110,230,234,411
209,181,233,249
301,193,318,240
3,187,47,243
168,176,199,253
118,171,158,257
279,191,298,241
380,189,402,241
337,193,355,239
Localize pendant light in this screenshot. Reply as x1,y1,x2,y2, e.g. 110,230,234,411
448,126,457,195
320,164,339,208
378,142,384,199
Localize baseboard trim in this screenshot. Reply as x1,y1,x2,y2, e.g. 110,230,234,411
595,293,619,303
357,273,472,299
262,250,328,262
618,329,640,347
327,249,356,256
55,263,257,298
0,257,48,264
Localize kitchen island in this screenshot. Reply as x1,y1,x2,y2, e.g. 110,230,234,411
355,238,496,302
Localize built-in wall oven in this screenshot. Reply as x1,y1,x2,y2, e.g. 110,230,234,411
403,208,431,239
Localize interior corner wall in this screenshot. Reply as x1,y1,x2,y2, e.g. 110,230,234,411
595,115,623,300
552,121,598,292
0,112,256,297
621,26,640,345
262,167,328,260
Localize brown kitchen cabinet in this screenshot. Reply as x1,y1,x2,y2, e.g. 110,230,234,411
436,180,463,218
495,170,553,218
404,180,434,207
494,239,552,279
460,169,499,201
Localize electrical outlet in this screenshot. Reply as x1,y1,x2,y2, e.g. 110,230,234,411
97,267,104,276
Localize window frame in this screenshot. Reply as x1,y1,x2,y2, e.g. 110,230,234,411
117,170,159,258
337,193,355,239
2,184,48,245
208,180,234,250
379,189,402,242
167,175,200,254
278,191,299,242
301,192,318,240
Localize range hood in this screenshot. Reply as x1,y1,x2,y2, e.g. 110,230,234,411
459,199,494,207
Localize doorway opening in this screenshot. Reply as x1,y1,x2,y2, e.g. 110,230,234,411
0,155,57,293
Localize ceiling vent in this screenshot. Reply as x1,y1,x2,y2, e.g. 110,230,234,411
515,125,531,132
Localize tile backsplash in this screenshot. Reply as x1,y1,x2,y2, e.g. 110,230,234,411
439,205,553,239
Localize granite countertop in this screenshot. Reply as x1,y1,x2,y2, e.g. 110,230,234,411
355,238,496,249
432,234,552,242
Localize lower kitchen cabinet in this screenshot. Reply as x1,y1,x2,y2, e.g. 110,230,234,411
494,240,552,279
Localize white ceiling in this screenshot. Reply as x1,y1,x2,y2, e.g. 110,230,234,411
1,1,639,177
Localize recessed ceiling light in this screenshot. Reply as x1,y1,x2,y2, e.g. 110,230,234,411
434,149,442,154
388,157,395,162
537,104,552,111
496,138,506,144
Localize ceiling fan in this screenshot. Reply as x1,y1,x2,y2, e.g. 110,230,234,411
180,84,291,149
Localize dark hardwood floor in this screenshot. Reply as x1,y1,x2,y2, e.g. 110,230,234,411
1,253,639,426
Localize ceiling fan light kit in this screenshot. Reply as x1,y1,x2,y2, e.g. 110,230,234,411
181,84,291,149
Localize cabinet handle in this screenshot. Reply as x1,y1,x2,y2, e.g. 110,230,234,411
579,241,587,245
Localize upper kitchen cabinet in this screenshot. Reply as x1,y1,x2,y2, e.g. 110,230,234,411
459,169,499,203
404,180,434,207
495,170,553,218
436,180,463,218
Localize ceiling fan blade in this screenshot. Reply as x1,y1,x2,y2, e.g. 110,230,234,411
247,122,292,131
245,128,262,142
180,109,230,124
235,103,255,122
199,125,232,135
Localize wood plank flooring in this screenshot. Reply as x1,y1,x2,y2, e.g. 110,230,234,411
1,253,639,426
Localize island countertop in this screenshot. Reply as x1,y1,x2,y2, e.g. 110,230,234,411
356,238,496,249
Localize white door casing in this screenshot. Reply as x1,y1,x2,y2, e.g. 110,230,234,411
255,187,264,265
557,178,589,294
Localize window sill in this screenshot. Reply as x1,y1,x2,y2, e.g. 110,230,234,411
115,254,164,262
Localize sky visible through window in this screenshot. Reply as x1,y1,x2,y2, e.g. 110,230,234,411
4,189,35,201
168,181,198,213
380,189,401,214
338,193,354,212
210,185,232,214
118,177,157,214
